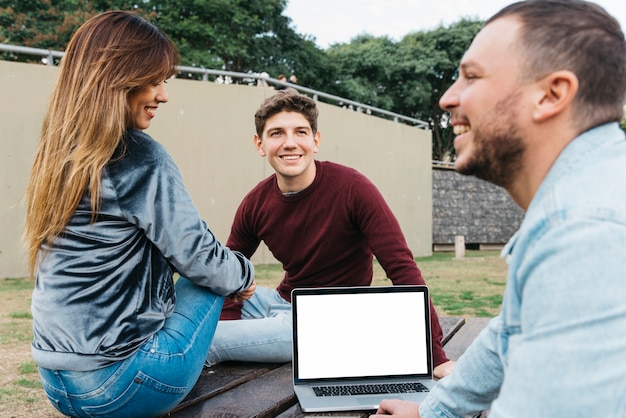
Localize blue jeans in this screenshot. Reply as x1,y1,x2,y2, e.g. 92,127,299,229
206,286,292,366
38,278,224,418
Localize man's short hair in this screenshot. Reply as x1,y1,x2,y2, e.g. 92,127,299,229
254,88,319,137
489,0,626,128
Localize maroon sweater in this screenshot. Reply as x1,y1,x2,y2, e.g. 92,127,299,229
224,161,449,366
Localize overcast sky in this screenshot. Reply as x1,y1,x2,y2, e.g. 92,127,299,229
284,0,626,49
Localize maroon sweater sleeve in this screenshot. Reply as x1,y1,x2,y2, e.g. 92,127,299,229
221,162,449,365
220,192,264,320
220,299,243,320
349,172,450,366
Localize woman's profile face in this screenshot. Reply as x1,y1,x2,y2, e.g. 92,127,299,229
127,81,169,130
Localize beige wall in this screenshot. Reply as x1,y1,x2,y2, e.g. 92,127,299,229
0,59,432,278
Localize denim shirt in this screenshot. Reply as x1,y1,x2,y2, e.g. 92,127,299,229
420,123,626,417
31,129,254,372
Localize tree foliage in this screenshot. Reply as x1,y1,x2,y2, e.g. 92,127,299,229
0,0,483,160
324,19,482,161
151,1,292,72
0,0,95,56
0,0,324,80
324,35,398,110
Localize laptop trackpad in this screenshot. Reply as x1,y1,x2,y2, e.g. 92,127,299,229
357,395,402,405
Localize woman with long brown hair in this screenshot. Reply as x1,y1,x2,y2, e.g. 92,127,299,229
23,11,255,417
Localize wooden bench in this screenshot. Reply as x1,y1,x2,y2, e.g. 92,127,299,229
164,316,489,418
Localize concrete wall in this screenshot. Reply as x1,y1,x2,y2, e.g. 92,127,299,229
1,59,433,278
432,168,524,249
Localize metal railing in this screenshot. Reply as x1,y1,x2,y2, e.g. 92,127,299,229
0,43,64,66
431,160,456,170
1,43,452,167
0,43,430,129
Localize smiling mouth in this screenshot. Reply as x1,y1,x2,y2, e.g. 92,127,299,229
280,155,301,160
145,107,156,117
453,125,470,135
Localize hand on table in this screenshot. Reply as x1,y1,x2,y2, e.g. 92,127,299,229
434,359,456,379
370,399,420,417
370,360,455,417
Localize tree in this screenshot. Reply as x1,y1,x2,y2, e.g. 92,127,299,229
251,18,332,91
0,0,330,85
0,0,484,160
321,19,482,161
324,35,397,110
147,0,278,72
412,19,483,161
0,0,96,63
146,0,334,85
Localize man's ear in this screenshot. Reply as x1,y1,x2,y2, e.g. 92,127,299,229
254,134,266,157
532,70,579,122
313,131,321,153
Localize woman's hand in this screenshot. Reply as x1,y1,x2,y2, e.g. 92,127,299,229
228,279,256,302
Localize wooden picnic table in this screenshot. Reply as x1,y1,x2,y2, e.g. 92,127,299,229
163,316,490,418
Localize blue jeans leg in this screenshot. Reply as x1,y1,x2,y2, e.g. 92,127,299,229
206,286,292,366
38,277,224,418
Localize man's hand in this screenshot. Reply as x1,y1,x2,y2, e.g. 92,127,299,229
370,399,420,417
228,279,256,302
434,359,456,379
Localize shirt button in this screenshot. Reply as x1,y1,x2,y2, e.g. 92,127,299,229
150,348,156,353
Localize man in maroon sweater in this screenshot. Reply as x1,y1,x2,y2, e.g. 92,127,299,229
207,89,454,378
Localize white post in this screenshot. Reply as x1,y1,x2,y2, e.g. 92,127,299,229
455,235,465,259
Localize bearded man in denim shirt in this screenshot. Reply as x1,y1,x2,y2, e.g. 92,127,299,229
373,1,626,417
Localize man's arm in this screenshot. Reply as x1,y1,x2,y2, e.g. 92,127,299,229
485,220,626,417
419,317,504,417
351,175,450,369
371,318,503,417
221,195,263,320
420,220,626,417
226,196,262,258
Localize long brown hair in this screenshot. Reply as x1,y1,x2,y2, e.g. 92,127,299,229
23,11,179,277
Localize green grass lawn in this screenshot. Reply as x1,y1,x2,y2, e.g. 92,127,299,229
0,250,508,416
254,250,507,318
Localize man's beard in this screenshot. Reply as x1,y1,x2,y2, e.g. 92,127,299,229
455,95,526,189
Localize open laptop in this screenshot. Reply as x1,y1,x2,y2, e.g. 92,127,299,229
291,285,436,412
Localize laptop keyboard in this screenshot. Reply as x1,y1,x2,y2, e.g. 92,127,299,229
312,382,429,397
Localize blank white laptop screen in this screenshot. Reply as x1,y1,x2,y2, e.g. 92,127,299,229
293,286,430,380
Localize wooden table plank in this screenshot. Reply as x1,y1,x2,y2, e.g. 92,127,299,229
165,362,285,416
442,317,490,361
168,316,471,417
439,316,465,346
280,317,485,418
276,404,372,418
168,364,297,417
